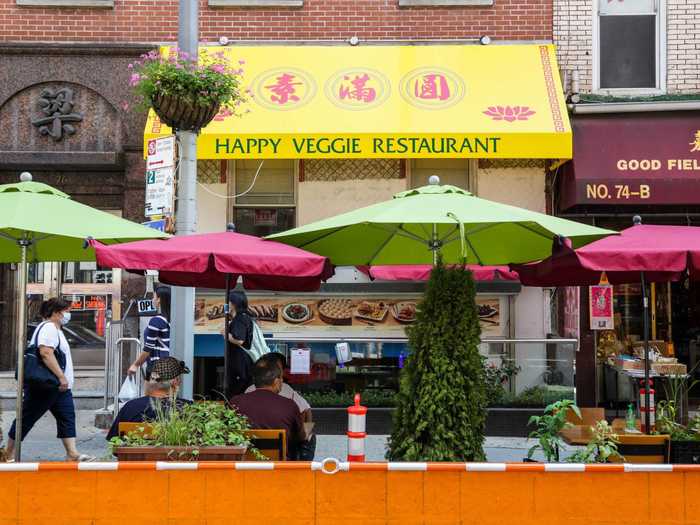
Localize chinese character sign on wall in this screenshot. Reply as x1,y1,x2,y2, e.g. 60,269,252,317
589,285,614,330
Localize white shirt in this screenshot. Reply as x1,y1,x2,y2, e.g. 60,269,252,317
33,322,74,390
245,382,311,413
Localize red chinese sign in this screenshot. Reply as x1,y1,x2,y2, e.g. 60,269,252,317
400,67,465,109
327,68,389,110
589,285,614,330
254,68,316,111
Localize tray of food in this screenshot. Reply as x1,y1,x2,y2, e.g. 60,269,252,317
354,301,388,322
206,304,226,320
318,298,354,325
391,302,417,323
248,304,279,322
281,302,313,324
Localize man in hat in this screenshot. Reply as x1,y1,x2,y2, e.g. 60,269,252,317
106,357,191,440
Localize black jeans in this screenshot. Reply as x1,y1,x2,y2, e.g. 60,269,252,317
9,387,76,441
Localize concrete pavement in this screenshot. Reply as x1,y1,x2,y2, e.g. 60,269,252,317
1,409,581,462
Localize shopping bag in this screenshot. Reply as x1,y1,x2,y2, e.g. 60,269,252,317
118,376,138,401
245,321,271,363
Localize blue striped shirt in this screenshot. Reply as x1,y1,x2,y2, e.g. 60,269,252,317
144,315,170,366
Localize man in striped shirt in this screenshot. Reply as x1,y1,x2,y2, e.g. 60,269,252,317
128,286,171,379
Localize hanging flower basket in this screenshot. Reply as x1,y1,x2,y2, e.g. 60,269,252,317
151,92,220,132
126,48,249,132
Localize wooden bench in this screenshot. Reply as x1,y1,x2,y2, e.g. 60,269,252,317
117,422,286,461
610,434,670,464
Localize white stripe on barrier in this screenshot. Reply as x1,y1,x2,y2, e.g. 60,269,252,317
155,462,198,471
234,462,275,471
466,463,507,472
387,462,428,472
78,462,119,471
624,464,674,473
0,463,39,472
544,463,586,472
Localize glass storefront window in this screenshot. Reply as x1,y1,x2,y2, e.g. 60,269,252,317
62,262,112,284
28,263,44,284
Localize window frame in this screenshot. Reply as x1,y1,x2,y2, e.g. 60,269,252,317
17,0,114,7
208,0,303,6
229,160,298,235
592,0,666,95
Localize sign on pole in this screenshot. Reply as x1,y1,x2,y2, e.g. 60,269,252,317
145,166,175,218
146,135,176,170
589,284,614,330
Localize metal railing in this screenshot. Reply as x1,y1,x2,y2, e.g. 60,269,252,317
103,313,144,419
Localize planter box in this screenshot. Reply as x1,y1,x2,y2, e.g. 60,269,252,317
313,407,543,437
670,440,700,464
114,445,246,462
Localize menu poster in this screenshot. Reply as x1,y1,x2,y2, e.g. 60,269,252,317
290,348,311,375
589,285,614,330
194,294,504,338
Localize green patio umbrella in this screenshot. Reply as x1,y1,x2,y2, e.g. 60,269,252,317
1,173,167,461
268,178,615,266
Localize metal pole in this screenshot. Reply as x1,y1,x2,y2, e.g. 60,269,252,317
170,0,199,399
641,271,651,434
432,223,438,266
14,240,29,462
223,272,231,398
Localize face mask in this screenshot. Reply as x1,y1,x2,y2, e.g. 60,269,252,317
60,311,71,326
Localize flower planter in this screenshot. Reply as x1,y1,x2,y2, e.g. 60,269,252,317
113,445,247,462
151,92,220,132
669,440,700,464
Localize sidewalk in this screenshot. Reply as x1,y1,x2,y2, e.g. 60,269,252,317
1,410,580,462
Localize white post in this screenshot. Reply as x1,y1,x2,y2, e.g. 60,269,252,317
171,0,199,399
14,240,29,462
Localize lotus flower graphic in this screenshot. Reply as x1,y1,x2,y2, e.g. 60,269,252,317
483,106,536,122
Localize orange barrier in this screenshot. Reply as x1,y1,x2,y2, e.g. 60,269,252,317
0,460,699,524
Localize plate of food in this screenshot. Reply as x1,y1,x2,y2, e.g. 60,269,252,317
248,304,279,322
355,301,389,322
391,302,417,323
318,299,354,325
282,303,312,324
206,304,226,320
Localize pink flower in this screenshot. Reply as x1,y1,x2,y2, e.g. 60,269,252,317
483,105,536,122
129,73,141,86
211,63,226,74
127,63,133,70
120,100,130,111
238,59,246,65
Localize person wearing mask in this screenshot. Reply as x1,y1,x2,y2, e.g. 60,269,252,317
5,298,91,461
128,286,171,380
107,357,191,440
245,352,316,460
224,290,254,398
231,359,306,460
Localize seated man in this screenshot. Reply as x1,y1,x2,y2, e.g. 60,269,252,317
245,353,315,460
231,359,306,460
106,357,191,440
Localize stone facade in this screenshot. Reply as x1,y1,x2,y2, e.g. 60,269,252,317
554,0,700,94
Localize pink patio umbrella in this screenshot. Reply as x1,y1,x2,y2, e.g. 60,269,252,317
359,264,519,282
511,219,700,433
89,227,334,391
89,228,334,291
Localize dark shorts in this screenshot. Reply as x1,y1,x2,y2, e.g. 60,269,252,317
9,387,77,441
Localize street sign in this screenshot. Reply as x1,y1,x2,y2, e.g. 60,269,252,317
146,135,176,170
143,219,167,232
137,298,157,315
145,166,175,218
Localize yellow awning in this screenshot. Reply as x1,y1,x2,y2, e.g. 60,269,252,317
144,44,571,159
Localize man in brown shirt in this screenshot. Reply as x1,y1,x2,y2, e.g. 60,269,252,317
231,358,306,460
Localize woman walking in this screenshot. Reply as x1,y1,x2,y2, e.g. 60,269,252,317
5,298,91,461
225,290,254,398
128,286,171,379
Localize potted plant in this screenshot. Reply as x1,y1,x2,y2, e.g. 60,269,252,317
567,420,622,463
526,399,580,462
110,401,260,461
657,400,700,464
128,48,248,132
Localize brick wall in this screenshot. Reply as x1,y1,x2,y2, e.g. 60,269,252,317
554,0,700,94
0,0,551,43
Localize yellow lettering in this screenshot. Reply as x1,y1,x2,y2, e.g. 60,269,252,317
640,185,650,199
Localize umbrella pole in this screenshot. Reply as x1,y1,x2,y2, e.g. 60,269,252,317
14,240,29,462
432,223,438,266
641,271,651,434
223,273,231,400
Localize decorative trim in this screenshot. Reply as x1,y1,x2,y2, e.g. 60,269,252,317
539,45,566,133
478,159,546,169
399,0,493,5
0,461,693,473
17,0,114,7
0,43,154,57
209,0,303,6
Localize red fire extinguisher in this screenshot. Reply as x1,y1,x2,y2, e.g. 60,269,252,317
640,379,655,433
